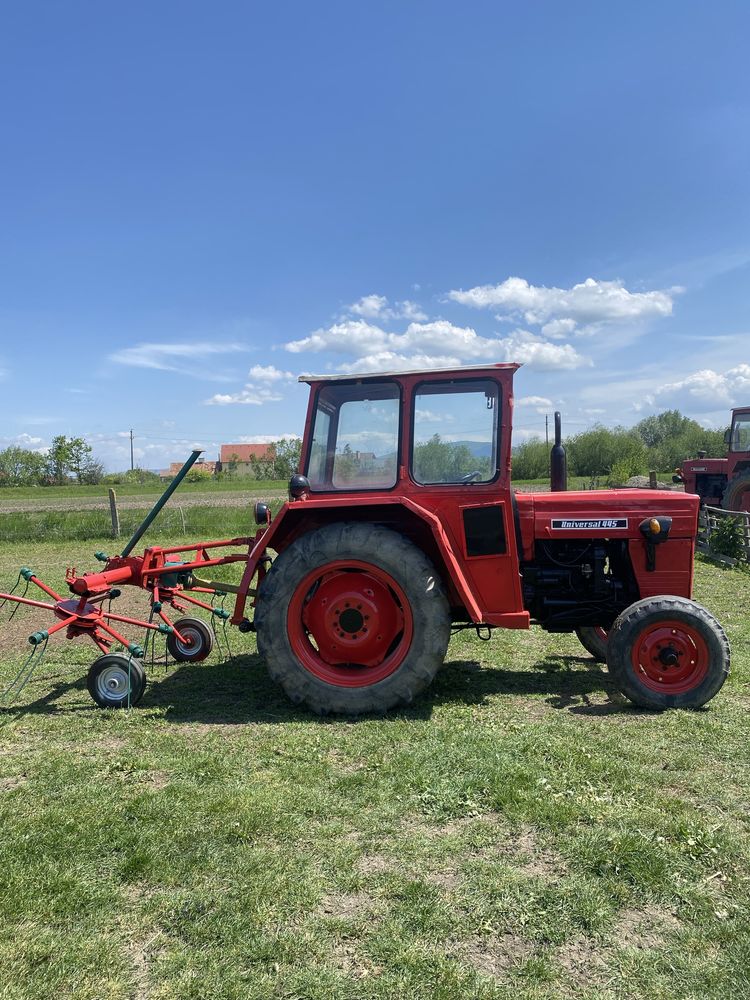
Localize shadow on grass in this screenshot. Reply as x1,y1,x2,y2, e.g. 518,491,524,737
2,650,644,723
138,649,638,724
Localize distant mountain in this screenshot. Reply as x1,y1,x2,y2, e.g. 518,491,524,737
451,440,494,458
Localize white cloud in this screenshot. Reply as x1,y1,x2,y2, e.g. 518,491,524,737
348,294,389,319
517,395,553,407
286,318,588,372
398,300,428,321
656,364,750,410
248,364,294,382
540,318,577,339
205,385,284,406
493,330,589,370
517,395,553,413
345,294,428,323
335,351,463,374
449,276,677,333
109,341,249,377
286,319,385,357
0,432,45,449
415,408,455,423
232,434,301,443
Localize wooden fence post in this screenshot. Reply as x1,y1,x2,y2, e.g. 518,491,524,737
649,470,657,489
108,488,120,539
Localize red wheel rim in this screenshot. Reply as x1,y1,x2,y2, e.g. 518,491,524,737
631,618,709,694
287,560,414,687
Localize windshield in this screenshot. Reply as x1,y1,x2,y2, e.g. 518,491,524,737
305,382,400,490
412,379,499,484
730,412,750,452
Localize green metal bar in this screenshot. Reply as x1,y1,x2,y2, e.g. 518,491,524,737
120,450,202,557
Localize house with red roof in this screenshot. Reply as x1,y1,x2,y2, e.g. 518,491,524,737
219,443,274,476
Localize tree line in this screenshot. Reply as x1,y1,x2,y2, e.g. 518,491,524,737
0,435,304,488
0,436,105,487
512,410,728,484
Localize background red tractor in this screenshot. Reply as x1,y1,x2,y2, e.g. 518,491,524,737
1,364,731,715
675,406,750,511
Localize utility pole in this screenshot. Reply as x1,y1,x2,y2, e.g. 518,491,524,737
130,429,134,471
545,414,549,447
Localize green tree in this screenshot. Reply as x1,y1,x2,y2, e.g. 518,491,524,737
413,434,487,483
44,435,94,485
512,438,549,480
635,410,728,470
334,443,358,482
274,438,302,479
0,446,46,487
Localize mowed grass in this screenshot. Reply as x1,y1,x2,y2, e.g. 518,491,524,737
0,535,749,999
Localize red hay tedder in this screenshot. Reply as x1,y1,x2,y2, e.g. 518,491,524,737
0,364,731,714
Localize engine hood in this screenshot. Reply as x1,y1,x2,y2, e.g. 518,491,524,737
514,488,699,561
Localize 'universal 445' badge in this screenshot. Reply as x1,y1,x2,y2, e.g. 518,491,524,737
551,518,628,530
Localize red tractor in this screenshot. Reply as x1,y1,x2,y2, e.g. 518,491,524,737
675,406,750,511
1,364,730,714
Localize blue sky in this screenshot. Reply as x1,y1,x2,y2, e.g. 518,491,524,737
1,1,748,470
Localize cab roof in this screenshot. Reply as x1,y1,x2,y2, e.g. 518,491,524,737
298,363,521,384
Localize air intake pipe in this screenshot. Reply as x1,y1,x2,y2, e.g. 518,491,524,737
550,411,567,491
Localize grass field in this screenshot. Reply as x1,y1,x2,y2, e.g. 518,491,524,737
0,536,748,999
0,503,284,545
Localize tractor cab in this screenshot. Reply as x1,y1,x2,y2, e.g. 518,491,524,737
727,408,750,457
298,364,516,495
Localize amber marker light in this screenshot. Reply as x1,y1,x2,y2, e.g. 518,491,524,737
649,518,661,534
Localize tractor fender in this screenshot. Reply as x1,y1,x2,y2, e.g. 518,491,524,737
232,496,485,624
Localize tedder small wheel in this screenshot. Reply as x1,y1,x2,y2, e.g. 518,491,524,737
606,596,730,710
87,654,147,709
722,473,750,513
255,522,451,715
166,617,213,663
575,626,609,662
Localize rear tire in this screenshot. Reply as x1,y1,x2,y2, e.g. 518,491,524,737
722,473,750,513
87,654,146,709
606,596,729,710
255,523,450,715
575,626,608,662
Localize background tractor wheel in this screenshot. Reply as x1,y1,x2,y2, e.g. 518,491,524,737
721,473,750,513
87,653,146,709
575,626,608,662
606,596,729,710
167,617,213,662
255,522,451,715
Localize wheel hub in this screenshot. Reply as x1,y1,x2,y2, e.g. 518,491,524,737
632,621,709,693
301,570,404,667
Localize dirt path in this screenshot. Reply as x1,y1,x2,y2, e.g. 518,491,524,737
0,491,287,514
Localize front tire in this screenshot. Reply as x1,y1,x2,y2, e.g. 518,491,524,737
606,596,729,709
255,523,451,715
722,473,750,513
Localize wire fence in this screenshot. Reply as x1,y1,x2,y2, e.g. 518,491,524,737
0,502,284,545
698,506,750,565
